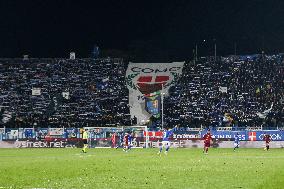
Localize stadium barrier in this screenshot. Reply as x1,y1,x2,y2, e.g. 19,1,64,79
199,130,284,141
1,127,284,148
0,139,284,148
1,127,283,141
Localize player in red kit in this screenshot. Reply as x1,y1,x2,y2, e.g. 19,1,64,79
111,132,116,148
203,130,213,154
123,133,129,152
263,133,271,151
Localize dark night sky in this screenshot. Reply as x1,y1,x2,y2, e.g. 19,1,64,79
1,0,284,60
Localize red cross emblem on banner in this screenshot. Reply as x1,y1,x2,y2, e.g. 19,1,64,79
248,132,257,141
137,76,169,94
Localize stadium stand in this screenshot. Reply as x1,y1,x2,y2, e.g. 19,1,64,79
0,58,131,128
0,55,283,132
164,54,284,130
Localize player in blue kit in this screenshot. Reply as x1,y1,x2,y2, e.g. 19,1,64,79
127,132,133,150
157,125,177,155
233,133,240,151
115,132,124,149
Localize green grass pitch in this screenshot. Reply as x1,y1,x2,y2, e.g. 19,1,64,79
0,148,283,189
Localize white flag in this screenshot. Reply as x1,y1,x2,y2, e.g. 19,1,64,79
219,86,227,93
102,77,109,82
62,92,70,99
32,88,41,96
70,52,75,59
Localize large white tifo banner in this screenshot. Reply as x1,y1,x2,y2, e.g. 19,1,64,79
125,62,185,124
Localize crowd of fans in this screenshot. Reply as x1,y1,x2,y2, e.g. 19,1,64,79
0,58,131,128
0,54,283,130
164,54,284,129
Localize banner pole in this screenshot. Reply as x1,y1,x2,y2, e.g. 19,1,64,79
161,83,164,130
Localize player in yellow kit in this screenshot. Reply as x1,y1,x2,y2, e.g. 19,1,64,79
82,129,89,153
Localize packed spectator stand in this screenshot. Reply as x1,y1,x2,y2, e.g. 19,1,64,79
164,54,284,130
0,55,283,132
0,58,131,129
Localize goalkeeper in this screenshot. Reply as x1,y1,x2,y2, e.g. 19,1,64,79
82,129,89,153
